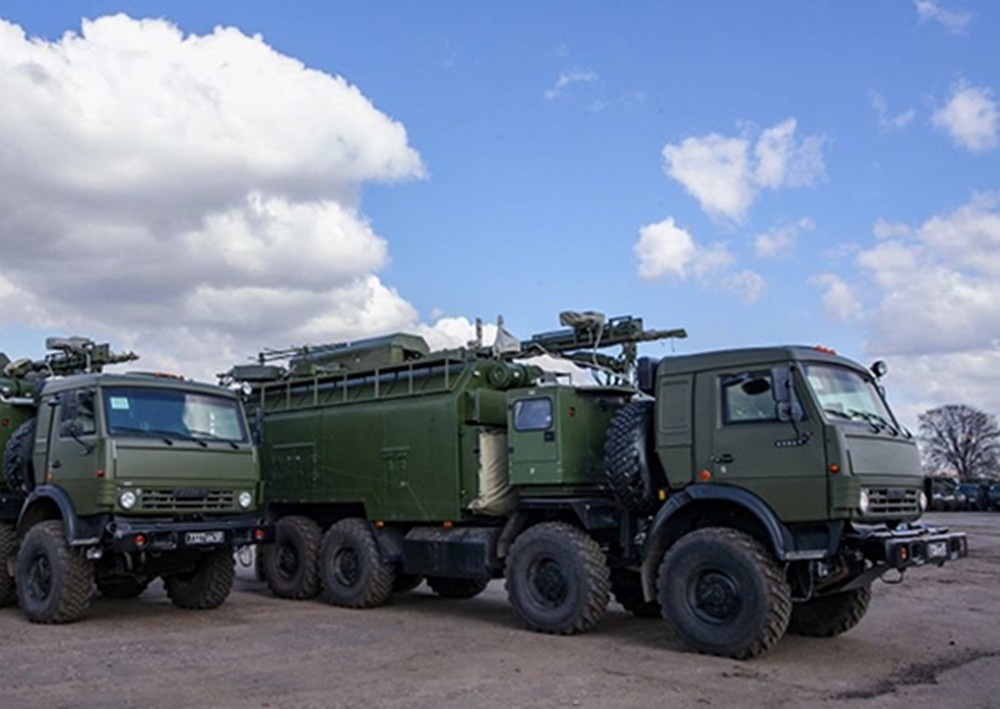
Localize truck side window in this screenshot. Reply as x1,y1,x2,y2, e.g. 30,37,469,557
60,391,96,437
722,372,778,424
513,398,553,431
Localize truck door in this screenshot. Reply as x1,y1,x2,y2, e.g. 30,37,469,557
46,389,102,515
698,367,827,522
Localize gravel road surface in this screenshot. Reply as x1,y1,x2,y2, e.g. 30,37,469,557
0,512,997,709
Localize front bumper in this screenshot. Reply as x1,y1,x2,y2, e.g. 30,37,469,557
106,515,274,552
851,523,968,568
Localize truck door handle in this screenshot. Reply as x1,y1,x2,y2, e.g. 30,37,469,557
51,460,62,469
712,453,734,464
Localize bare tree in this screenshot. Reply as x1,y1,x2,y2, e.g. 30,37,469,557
918,405,1000,480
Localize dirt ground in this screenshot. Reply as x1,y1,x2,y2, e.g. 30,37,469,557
0,511,997,709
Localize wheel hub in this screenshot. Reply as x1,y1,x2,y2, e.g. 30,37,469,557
277,544,299,580
26,551,53,602
691,570,741,622
334,546,360,587
529,557,568,607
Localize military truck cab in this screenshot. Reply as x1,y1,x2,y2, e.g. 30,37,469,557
1,340,269,624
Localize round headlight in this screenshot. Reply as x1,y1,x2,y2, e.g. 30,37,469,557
918,490,929,512
859,488,871,515
238,491,253,509
119,490,137,510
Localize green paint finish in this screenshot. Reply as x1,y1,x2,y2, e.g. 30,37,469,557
509,387,627,489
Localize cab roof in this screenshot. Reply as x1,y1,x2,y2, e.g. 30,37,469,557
40,372,238,399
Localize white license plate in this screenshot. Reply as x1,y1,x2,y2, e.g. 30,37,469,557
185,531,224,545
928,541,948,559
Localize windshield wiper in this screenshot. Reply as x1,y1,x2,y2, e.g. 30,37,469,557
848,409,899,436
111,426,208,447
823,408,853,420
187,429,241,449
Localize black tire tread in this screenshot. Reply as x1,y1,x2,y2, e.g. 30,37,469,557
164,549,234,610
658,527,791,660
0,522,17,607
17,520,94,624
320,518,394,609
788,586,871,637
604,401,657,514
262,515,322,599
506,521,610,635
427,576,490,599
3,419,36,494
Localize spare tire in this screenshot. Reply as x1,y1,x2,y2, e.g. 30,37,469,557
604,400,660,514
3,418,37,494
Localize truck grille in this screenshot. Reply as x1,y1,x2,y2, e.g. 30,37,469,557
866,488,921,516
139,489,235,512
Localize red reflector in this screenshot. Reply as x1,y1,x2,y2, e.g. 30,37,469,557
899,546,908,561
134,534,147,547
253,529,265,541
96,469,105,478
829,465,840,475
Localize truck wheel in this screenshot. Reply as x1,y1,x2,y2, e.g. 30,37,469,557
261,515,322,599
319,518,395,609
0,523,17,607
657,527,790,659
505,522,610,635
96,577,150,599
788,587,871,637
427,576,490,599
610,568,661,618
164,549,235,610
15,520,94,623
2,419,36,494
604,400,660,514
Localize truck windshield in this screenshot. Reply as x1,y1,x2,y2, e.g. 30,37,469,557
102,387,248,443
802,364,899,432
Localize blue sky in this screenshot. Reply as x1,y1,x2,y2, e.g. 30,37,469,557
0,1,997,425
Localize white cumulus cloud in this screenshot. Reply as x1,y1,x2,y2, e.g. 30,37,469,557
754,218,815,259
662,118,825,224
814,194,1000,416
0,15,427,379
634,217,766,303
544,70,600,100
914,1,972,35
932,80,999,153
870,90,916,133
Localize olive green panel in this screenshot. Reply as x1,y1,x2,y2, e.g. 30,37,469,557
263,392,470,521
0,400,33,464
694,366,828,523
509,388,623,489
655,375,694,488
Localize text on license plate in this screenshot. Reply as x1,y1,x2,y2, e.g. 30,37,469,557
185,531,225,545
928,541,948,558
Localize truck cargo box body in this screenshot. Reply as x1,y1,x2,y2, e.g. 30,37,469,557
254,350,526,522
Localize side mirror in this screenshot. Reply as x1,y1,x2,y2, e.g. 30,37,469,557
771,366,804,422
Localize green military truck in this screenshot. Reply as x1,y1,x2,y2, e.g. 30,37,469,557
229,312,966,659
1,337,269,623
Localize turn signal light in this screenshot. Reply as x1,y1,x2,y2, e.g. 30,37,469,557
829,464,840,475
253,528,266,541
133,534,147,547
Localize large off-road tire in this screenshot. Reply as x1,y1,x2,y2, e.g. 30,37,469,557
788,586,871,637
163,549,235,610
657,527,791,659
261,515,322,599
611,567,661,618
506,522,610,635
15,520,94,623
604,400,660,514
96,576,151,599
3,418,37,494
319,518,395,609
0,522,17,607
427,576,490,599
